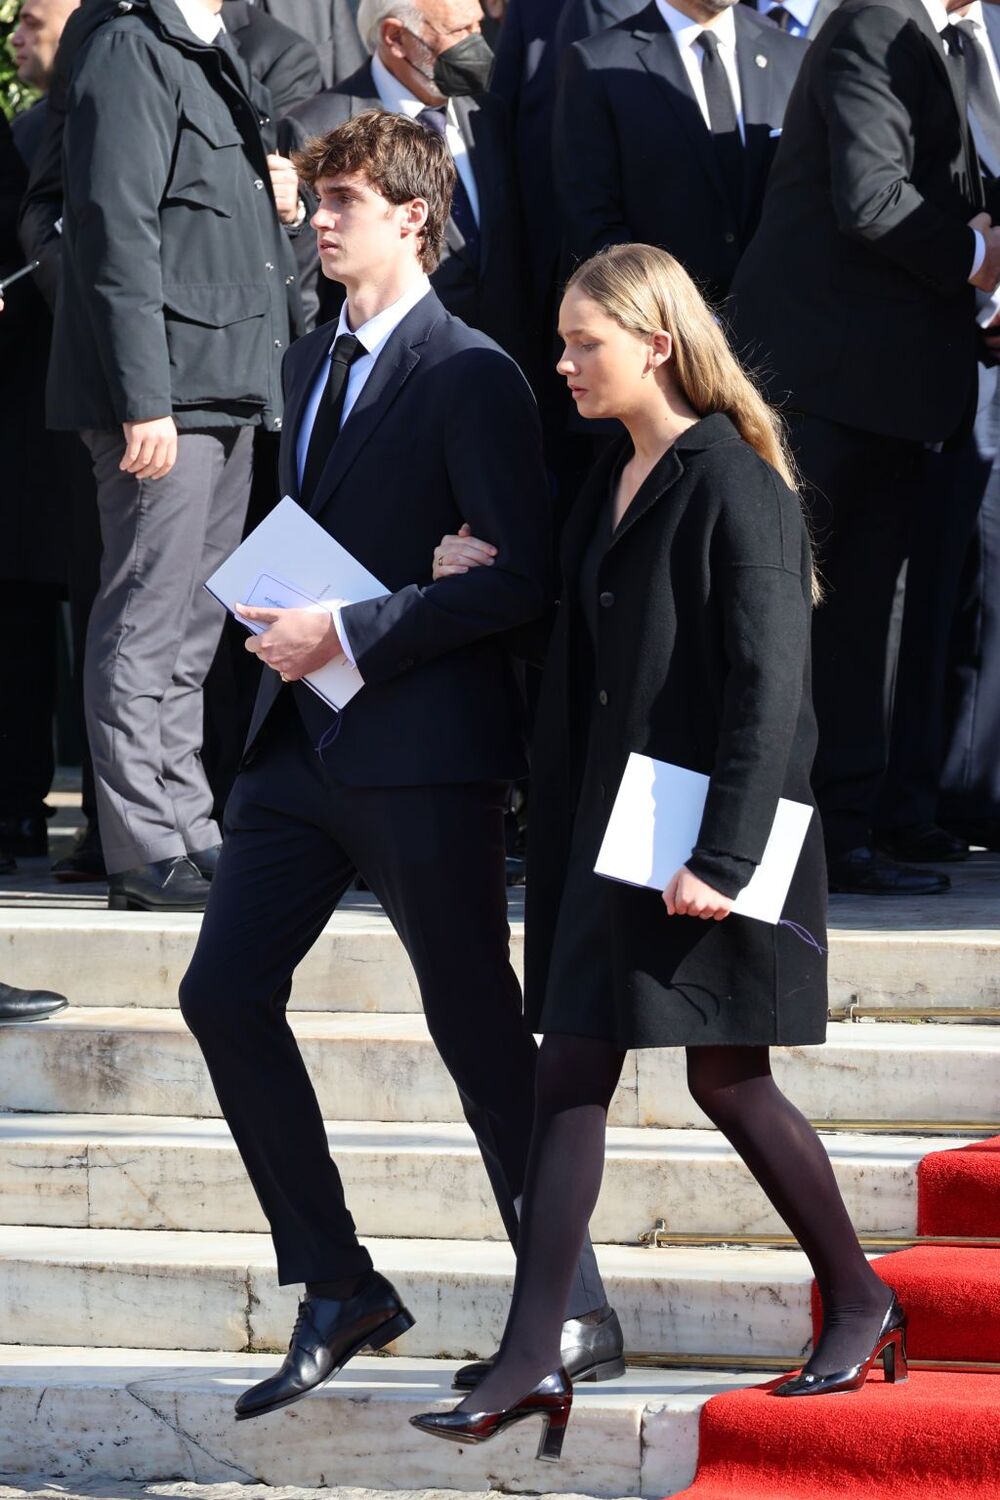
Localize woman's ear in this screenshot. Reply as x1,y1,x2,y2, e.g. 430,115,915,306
649,330,673,370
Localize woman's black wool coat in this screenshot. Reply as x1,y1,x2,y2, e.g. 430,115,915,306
524,413,828,1049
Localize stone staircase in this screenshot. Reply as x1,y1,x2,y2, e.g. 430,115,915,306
1,854,998,1497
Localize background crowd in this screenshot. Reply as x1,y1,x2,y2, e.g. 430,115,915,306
1,0,999,913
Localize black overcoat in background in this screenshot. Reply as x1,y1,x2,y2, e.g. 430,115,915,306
524,414,828,1049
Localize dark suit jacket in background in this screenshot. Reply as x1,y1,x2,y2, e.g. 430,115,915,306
245,290,552,785
729,0,994,443
277,61,531,367
262,0,365,87
221,0,323,126
492,0,638,318
553,1,805,302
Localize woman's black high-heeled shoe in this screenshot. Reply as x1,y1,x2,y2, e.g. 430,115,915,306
410,1368,573,1462
773,1293,908,1397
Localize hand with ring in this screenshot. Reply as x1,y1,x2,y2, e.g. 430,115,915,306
431,523,498,580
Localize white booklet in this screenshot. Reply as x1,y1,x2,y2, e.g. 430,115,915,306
594,753,814,925
204,495,389,712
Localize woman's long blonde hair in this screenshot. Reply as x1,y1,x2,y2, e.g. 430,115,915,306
565,242,800,497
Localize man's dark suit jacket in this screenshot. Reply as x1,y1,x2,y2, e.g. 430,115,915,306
220,0,323,123
491,0,638,315
729,0,994,444
261,0,365,88
553,1,806,302
277,61,530,364
245,290,552,785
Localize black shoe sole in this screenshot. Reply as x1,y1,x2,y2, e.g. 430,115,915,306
0,999,69,1024
108,895,208,912
452,1353,626,1392
234,1307,415,1421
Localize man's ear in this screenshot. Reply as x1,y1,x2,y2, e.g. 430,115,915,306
401,195,430,240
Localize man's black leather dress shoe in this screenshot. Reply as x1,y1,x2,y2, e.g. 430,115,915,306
235,1273,414,1420
452,1306,626,1391
0,981,69,1023
187,844,222,880
827,846,950,895
876,823,969,863
108,856,211,912
52,821,107,883
945,820,1000,852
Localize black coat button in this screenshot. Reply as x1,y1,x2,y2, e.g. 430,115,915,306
599,591,615,608
598,689,608,706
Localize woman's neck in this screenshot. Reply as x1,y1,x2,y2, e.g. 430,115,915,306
622,387,699,469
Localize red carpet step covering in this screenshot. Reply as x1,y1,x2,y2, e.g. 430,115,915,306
808,1245,1000,1362
671,1371,1000,1500
670,1135,1000,1498
918,1135,1000,1238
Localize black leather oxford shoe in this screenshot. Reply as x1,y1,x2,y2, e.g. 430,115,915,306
827,846,950,895
108,856,211,912
234,1273,415,1421
187,844,222,880
0,981,69,1023
452,1306,625,1391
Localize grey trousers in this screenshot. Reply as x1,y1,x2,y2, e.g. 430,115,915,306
82,427,254,874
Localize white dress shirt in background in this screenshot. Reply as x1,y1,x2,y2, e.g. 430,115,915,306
370,52,481,226
655,0,745,143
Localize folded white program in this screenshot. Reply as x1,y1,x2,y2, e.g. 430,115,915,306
204,495,389,712
595,752,814,924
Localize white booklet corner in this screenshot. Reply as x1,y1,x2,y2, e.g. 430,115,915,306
204,495,389,712
595,753,813,925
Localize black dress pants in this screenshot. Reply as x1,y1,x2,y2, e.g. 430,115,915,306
0,581,60,820
878,366,998,831
790,413,923,857
179,701,539,1285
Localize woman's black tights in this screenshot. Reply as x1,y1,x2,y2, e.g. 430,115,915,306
456,1034,891,1415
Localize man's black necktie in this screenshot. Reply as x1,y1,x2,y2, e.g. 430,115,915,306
766,4,795,31
958,19,1000,172
697,31,744,218
300,333,363,508
942,23,971,114
418,106,481,262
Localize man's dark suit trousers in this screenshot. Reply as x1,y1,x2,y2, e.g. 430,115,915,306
179,696,537,1284
789,412,924,857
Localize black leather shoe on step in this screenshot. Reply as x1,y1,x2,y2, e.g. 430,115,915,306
187,844,222,880
234,1273,415,1421
876,823,969,863
827,846,950,895
108,856,211,912
773,1294,908,1397
52,821,107,883
412,1367,573,1462
0,981,69,1023
452,1307,625,1391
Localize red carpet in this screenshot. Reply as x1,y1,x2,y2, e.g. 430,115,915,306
671,1372,1000,1499
918,1135,1000,1237
670,1136,1000,1498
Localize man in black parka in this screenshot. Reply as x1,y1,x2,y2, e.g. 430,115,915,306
46,0,299,911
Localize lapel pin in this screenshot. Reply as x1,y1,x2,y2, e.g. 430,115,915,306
755,53,768,67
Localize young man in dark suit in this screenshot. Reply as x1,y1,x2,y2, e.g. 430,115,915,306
277,0,529,366
180,109,622,1422
553,0,806,305
729,0,1000,893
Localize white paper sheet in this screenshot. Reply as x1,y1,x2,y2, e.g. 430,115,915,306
204,495,389,712
594,753,814,924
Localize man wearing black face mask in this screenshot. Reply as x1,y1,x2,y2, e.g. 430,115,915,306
277,0,531,367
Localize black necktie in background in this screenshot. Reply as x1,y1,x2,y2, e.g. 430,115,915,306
766,5,795,31
942,23,971,115
300,333,363,507
958,19,1000,170
697,31,745,218
418,106,481,263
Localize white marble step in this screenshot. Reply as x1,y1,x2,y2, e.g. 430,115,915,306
0,1226,821,1362
0,1346,756,1497
2,904,998,1017
1,1007,996,1128
0,1113,967,1242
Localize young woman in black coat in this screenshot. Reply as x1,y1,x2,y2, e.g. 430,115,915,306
411,244,905,1459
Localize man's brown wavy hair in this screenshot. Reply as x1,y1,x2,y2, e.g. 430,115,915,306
293,109,456,272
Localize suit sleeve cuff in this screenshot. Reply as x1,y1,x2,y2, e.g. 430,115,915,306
310,601,363,679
